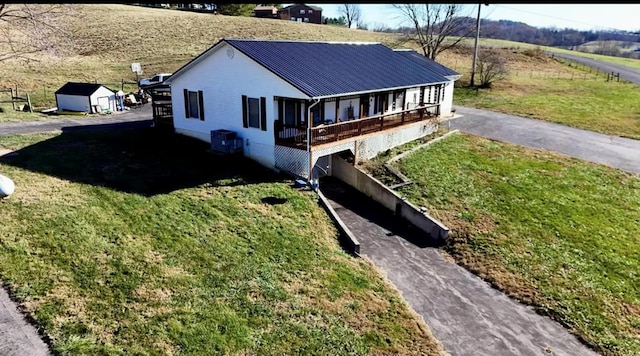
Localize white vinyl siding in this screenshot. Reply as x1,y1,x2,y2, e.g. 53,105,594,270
170,42,308,169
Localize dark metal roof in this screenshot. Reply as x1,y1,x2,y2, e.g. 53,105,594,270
225,39,452,98
393,49,461,78
55,82,112,96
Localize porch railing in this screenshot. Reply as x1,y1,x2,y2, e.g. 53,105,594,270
275,104,440,147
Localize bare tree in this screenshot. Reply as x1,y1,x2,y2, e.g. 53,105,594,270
356,20,368,31
371,22,390,33
339,4,361,29
0,4,73,62
477,49,508,88
393,4,474,61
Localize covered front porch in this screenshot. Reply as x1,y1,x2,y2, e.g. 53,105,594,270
274,86,444,148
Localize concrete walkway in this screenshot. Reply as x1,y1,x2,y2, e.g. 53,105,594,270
448,106,640,174
0,105,153,137
320,177,599,356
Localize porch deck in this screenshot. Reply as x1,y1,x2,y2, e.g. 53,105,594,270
275,104,440,149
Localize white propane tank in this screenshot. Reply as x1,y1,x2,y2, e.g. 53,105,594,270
0,174,15,198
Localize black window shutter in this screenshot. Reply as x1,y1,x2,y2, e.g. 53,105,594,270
198,90,204,121
260,97,267,131
183,89,189,118
241,95,248,128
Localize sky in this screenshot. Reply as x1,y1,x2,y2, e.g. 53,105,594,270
301,4,640,33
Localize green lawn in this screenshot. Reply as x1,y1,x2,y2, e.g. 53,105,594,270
0,129,445,355
374,133,640,356
454,75,640,140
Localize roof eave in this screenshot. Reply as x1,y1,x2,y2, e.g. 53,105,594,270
310,81,451,100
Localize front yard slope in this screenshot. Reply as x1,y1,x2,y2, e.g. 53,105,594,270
0,129,445,355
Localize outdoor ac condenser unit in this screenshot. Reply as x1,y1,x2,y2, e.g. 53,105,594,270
210,129,243,154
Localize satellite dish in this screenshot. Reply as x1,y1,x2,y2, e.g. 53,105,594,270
0,174,15,198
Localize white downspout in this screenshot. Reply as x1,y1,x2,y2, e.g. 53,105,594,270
307,98,321,188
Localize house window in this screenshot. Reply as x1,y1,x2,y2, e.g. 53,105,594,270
183,89,204,120
242,95,267,131
308,9,313,14
300,9,305,14
304,17,309,22
248,98,260,128
291,16,296,21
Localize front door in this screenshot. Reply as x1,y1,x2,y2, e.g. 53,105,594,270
359,94,370,118
284,100,299,126
374,93,387,115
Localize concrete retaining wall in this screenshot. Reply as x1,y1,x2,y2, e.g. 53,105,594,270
317,190,361,255
331,155,449,242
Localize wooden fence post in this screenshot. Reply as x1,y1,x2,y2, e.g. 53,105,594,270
10,88,15,111
26,93,33,113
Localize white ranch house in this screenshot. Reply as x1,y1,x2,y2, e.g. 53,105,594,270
55,82,117,113
165,38,461,181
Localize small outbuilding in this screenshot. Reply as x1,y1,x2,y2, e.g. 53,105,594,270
55,82,116,113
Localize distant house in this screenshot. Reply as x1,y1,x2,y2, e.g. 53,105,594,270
253,5,278,18
55,82,116,113
278,4,322,24
164,38,460,181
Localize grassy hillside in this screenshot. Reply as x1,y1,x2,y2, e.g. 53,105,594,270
0,129,446,355
469,37,640,70
0,4,409,108
2,4,638,140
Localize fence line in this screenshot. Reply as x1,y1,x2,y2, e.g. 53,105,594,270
450,54,628,84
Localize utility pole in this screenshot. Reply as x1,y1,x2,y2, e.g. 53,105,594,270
470,3,487,87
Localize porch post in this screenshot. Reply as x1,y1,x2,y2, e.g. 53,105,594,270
307,99,321,183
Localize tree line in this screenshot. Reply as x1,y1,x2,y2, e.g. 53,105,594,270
393,17,639,50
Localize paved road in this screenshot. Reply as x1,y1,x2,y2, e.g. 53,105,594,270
0,282,50,355
320,177,598,356
448,106,640,174
549,52,640,85
0,105,153,137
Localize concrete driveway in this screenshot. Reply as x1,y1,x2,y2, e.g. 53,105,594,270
549,52,640,85
320,177,599,356
447,106,640,174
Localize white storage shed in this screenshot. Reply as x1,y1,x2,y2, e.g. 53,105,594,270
55,82,116,113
